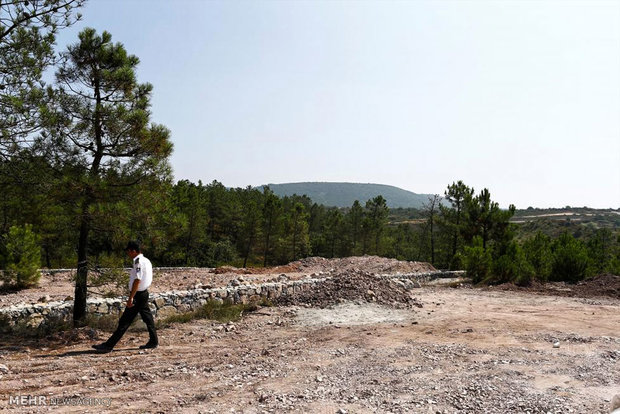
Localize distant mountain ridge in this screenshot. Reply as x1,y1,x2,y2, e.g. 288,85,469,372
260,182,434,209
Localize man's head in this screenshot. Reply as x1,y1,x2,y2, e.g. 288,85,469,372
125,240,141,259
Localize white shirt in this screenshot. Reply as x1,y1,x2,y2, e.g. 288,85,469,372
129,253,153,292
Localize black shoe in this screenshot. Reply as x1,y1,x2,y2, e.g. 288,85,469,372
139,342,158,350
92,343,113,353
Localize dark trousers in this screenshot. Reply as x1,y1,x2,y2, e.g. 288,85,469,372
106,290,158,348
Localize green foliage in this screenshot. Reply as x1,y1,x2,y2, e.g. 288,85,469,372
439,180,473,268
2,155,618,297
586,228,616,275
463,237,492,284
347,200,365,255
1,224,41,288
491,242,535,286
462,188,516,252
522,231,553,282
1,0,84,156
550,232,590,283
208,240,238,267
365,195,389,255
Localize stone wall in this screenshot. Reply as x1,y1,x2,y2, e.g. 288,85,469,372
0,278,326,331
0,270,465,331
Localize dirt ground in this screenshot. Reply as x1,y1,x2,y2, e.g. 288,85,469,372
0,258,619,413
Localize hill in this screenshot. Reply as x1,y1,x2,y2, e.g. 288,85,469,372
260,182,434,208
511,207,620,240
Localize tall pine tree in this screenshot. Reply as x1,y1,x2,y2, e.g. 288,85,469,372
45,29,173,324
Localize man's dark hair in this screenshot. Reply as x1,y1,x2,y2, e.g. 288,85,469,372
125,240,141,252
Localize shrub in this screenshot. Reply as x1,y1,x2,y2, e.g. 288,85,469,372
207,240,237,267
463,236,492,284
449,252,464,271
586,228,616,275
1,224,41,289
522,231,553,282
491,242,535,286
550,232,590,283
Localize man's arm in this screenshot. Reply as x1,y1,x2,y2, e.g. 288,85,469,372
127,279,140,308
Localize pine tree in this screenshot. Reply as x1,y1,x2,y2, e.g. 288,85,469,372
45,29,173,325
1,0,84,157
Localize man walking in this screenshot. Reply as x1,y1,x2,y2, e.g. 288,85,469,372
93,241,158,352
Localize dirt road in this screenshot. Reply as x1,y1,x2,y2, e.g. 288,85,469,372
1,285,618,413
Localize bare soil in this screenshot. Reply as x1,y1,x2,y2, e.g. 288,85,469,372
0,257,619,413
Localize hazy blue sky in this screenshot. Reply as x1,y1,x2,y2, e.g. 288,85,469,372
55,0,620,208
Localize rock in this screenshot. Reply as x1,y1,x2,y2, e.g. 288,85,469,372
0,364,9,374
610,394,620,413
553,341,560,348
38,295,51,303
25,314,43,328
156,306,178,319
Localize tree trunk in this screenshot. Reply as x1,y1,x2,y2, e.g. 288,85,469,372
430,215,435,265
73,202,90,325
243,232,254,268
263,216,272,267
362,233,368,255
44,245,51,269
292,222,297,261
73,73,103,325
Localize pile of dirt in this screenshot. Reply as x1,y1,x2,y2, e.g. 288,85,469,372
213,266,253,275
572,273,620,299
289,256,436,275
491,273,620,299
275,270,423,309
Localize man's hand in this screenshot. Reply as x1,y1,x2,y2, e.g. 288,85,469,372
127,279,140,308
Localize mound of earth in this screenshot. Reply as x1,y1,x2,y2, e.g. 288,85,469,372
573,273,620,299
289,256,436,274
491,273,620,299
213,256,436,277
275,270,423,308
